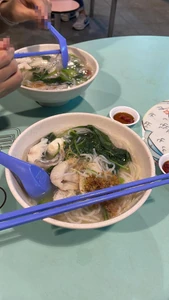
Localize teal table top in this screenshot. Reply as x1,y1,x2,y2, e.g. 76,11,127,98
0,36,169,300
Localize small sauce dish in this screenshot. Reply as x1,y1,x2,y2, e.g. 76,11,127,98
158,153,169,174
109,106,140,127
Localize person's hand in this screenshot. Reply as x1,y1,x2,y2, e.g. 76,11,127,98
0,0,51,24
0,38,23,99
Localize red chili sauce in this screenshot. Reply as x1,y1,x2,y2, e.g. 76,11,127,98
162,161,169,173
113,112,135,124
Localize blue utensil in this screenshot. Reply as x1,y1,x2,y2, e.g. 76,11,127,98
0,173,169,231
0,151,51,199
14,22,69,68
47,21,69,69
14,50,60,59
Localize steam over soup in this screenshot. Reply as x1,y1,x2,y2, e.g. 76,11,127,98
17,54,93,90
26,125,142,224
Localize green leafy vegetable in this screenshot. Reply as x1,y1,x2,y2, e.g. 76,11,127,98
61,68,78,79
119,177,125,184
45,132,57,143
32,69,49,82
38,197,51,205
64,125,131,170
42,77,68,85
46,166,55,175
42,56,51,61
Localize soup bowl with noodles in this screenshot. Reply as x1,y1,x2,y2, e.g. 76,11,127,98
15,44,99,107
5,113,155,229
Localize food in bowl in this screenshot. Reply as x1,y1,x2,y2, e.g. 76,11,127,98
162,161,169,173
17,54,93,90
15,44,99,106
6,113,155,229
113,112,135,125
26,124,141,223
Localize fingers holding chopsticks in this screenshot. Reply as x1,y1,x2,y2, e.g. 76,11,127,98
0,0,51,25
0,38,22,99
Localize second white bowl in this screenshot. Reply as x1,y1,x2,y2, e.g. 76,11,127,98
15,44,99,107
6,113,155,230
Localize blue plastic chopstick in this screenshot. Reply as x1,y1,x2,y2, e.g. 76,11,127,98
14,50,60,59
0,173,169,230
14,21,69,68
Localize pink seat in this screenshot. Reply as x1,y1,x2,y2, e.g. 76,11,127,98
52,0,79,13
51,0,79,29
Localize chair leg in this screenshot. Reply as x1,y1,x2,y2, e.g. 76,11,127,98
53,13,61,31
107,0,117,37
89,0,95,17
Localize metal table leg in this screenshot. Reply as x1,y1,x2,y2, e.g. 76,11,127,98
107,0,117,37
89,0,95,18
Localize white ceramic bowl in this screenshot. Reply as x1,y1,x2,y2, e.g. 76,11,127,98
6,113,155,229
158,153,169,174
109,106,140,127
15,44,99,107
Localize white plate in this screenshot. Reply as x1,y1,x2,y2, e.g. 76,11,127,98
142,100,169,163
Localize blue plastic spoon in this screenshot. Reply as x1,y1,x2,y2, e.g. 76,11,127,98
0,151,52,199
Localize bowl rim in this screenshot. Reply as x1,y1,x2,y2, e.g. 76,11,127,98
109,105,140,127
15,44,99,93
5,112,155,229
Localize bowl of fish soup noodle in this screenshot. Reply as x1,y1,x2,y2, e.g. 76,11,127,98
6,113,155,229
15,44,99,106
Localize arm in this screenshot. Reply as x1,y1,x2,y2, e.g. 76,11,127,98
0,0,51,98
0,0,18,34
0,0,51,34
0,39,23,99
